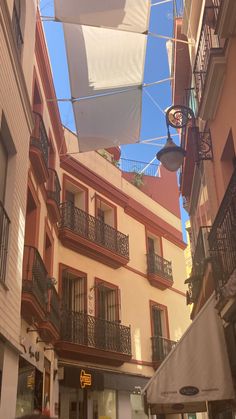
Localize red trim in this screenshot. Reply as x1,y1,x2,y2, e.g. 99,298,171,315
62,173,89,212
171,287,185,297
60,156,186,250
55,341,131,367
35,12,66,155
95,194,117,229
59,228,129,269
147,273,173,290
125,265,147,279
128,359,153,367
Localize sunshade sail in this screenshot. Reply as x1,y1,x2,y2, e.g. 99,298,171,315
73,88,142,152
63,23,147,97
143,293,235,415
55,0,151,34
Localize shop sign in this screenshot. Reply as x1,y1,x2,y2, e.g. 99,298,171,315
20,335,44,371
80,369,92,388
179,386,199,396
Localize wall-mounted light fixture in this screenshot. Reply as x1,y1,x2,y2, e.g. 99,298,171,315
156,105,195,172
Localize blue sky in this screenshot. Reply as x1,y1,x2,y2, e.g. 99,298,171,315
40,0,188,239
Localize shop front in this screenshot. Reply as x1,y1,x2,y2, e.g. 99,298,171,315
59,365,150,419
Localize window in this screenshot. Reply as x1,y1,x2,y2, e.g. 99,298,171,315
150,302,171,362
147,234,162,256
0,115,15,283
24,184,40,248
95,196,116,228
0,137,7,203
44,226,53,277
221,130,236,190
96,281,119,322
64,179,87,212
62,269,86,314
12,0,24,55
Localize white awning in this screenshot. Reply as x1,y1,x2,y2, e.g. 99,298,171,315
73,88,142,152
55,0,151,34
143,293,235,415
63,24,147,98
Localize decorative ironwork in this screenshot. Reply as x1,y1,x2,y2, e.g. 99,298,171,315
151,335,176,362
197,130,213,162
193,226,212,276
12,2,23,55
46,169,61,207
60,310,132,356
147,253,173,281
119,158,160,177
48,285,60,330
166,105,195,129
31,112,49,166
0,201,10,283
22,245,48,310
209,169,236,291
59,202,129,259
193,6,221,105
186,226,211,305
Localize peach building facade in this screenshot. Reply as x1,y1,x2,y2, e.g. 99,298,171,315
172,0,236,417
0,1,191,418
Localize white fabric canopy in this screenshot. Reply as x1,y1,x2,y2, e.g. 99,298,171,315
63,23,147,98
73,89,142,152
55,0,151,34
143,293,235,415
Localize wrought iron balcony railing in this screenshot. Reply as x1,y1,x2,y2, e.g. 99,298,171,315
147,253,173,281
60,310,132,356
31,112,49,167
151,335,176,363
193,6,221,105
22,245,48,310
119,158,160,177
59,202,129,259
0,201,10,283
209,169,236,290
12,2,23,55
46,169,61,207
193,226,212,277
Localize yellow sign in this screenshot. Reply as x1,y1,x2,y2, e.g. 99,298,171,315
80,369,92,388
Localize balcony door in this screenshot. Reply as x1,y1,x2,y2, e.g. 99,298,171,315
96,283,120,351
62,270,86,345
151,303,169,362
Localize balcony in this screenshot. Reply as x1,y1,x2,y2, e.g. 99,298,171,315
12,2,23,56
46,169,61,222
56,311,132,366
29,112,49,184
213,0,236,38
0,201,10,283
193,6,226,120
59,202,129,268
209,169,236,293
21,245,59,342
151,336,176,369
186,226,212,306
147,253,173,290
